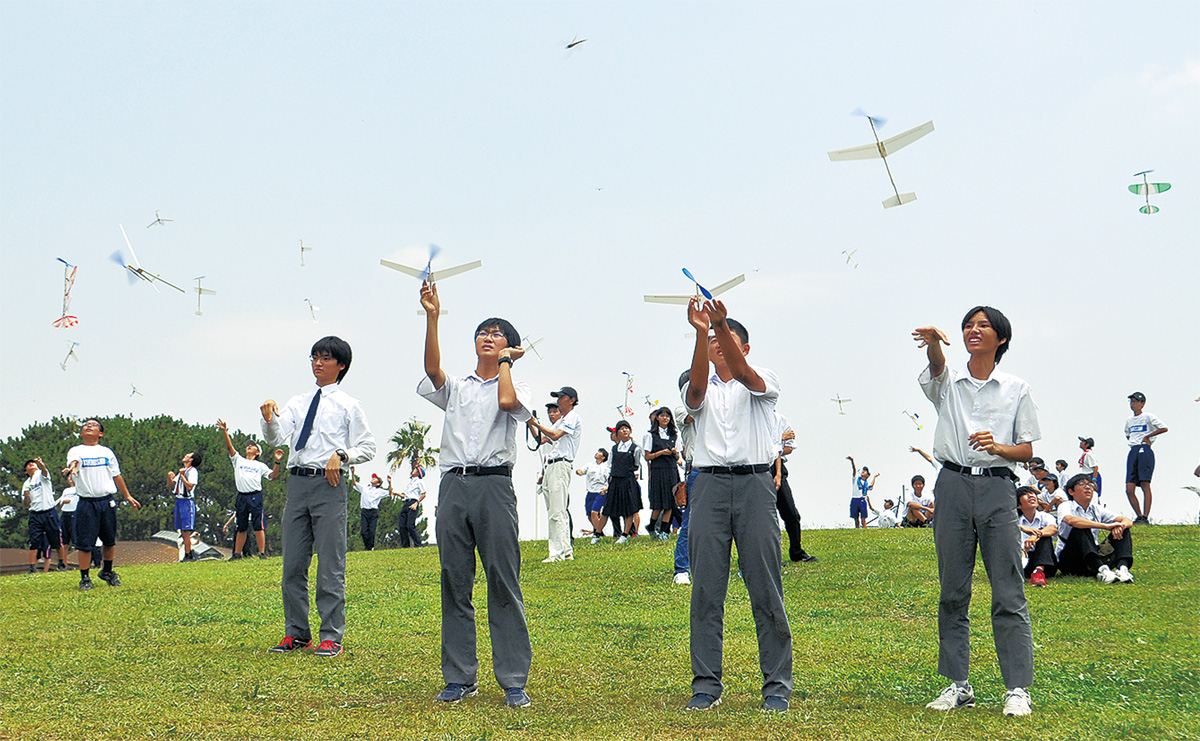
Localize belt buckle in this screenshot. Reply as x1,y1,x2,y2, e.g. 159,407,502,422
970,466,984,476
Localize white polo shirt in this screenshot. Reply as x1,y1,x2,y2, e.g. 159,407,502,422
67,444,120,498
356,481,391,510
581,461,610,492
231,454,273,493
919,364,1041,470
1056,499,1120,556
418,372,532,471
1124,412,1165,446
404,476,426,501
549,409,583,461
684,366,781,468
23,470,55,511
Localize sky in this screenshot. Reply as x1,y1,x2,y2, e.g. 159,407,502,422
2,1,1198,539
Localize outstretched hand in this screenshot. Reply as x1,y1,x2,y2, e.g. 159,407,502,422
420,281,440,316
706,298,728,325
260,400,279,423
217,419,228,432
912,326,950,348
688,296,710,333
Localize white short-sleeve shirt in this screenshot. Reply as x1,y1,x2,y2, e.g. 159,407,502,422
67,444,120,499
356,481,392,510
418,372,532,471
1056,500,1120,556
918,364,1041,470
684,366,781,468
1124,412,1166,446
549,409,583,461
60,486,79,513
23,470,55,511
173,467,199,499
404,476,426,500
582,461,610,492
231,454,273,493
1018,510,1056,550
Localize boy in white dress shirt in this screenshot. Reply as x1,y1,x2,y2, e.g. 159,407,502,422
399,461,428,548
683,296,792,713
1057,474,1135,583
261,336,376,658
914,306,1039,718
352,469,394,551
418,281,534,709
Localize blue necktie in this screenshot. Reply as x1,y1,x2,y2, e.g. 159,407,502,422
295,389,321,451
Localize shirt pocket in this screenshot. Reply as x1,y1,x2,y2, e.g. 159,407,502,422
971,388,1018,444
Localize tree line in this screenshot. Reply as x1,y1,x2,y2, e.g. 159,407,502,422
0,415,436,553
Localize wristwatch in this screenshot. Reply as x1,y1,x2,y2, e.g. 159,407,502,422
336,449,348,463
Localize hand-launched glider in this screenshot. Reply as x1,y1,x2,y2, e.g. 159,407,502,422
643,395,660,408
522,336,545,360
110,225,185,293
382,245,482,315
1129,170,1171,214
54,258,79,328
903,410,922,430
130,384,143,398
644,270,746,305
300,240,312,267
146,210,173,228
842,250,859,269
831,394,852,415
828,110,934,209
304,298,319,322
60,341,80,371
193,276,217,316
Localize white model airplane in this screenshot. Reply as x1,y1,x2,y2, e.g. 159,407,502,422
842,249,860,269
300,239,313,267
1129,170,1171,214
110,225,185,293
147,210,173,228
130,384,143,398
644,272,746,305
193,276,217,316
381,245,482,314
828,110,934,209
60,341,80,371
903,410,922,430
831,393,852,415
522,336,545,360
304,298,319,323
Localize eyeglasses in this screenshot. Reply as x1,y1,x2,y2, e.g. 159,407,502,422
310,353,335,363
475,330,506,341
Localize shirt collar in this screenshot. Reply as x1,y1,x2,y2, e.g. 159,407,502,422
956,364,998,386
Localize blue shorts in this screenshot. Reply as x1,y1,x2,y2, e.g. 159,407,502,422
1126,445,1155,484
175,498,196,531
28,509,63,551
235,491,264,532
585,491,606,513
850,497,869,519
75,497,118,548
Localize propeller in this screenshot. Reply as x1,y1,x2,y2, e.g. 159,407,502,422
419,244,443,282
109,251,137,285
851,108,888,128
681,268,713,300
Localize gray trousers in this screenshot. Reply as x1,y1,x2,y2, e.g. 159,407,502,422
436,473,532,689
281,474,348,644
933,468,1033,688
689,471,793,699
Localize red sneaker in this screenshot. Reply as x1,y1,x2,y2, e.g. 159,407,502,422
1030,568,1047,587
313,640,343,658
269,636,312,653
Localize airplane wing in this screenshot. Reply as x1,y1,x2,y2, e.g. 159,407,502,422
197,288,217,296
119,225,143,269
1151,183,1172,193
142,271,186,293
1128,184,1147,195
828,142,883,161
429,260,482,282
879,121,934,156
380,259,423,278
643,293,692,305
707,274,746,298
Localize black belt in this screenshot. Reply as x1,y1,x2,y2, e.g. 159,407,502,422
546,457,572,465
448,465,512,477
288,466,325,477
942,461,1015,480
695,464,772,475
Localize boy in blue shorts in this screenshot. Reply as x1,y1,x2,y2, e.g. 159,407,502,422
63,419,141,590
169,451,203,562
23,457,68,573
846,456,878,528
219,418,282,559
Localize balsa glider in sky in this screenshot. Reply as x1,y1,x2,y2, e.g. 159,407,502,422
644,269,746,305
110,225,185,293
828,110,934,209
1128,170,1171,214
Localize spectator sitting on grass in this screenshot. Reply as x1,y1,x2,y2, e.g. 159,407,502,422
1037,474,1066,516
1017,486,1057,587
902,474,934,527
1056,474,1134,585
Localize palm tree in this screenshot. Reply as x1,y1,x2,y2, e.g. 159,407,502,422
387,418,439,472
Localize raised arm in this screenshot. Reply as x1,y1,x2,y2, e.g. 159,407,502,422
912,326,950,378
847,456,856,477
421,281,446,390
217,419,237,458
909,446,935,467
707,299,765,392
686,297,710,410
496,346,526,412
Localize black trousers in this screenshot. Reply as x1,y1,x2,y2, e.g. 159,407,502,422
776,467,804,561
360,508,380,551
1022,536,1058,578
399,499,422,548
1057,527,1134,576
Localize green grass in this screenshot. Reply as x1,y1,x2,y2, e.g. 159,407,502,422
2,526,1198,740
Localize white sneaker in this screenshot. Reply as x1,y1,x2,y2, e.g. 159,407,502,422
673,572,691,585
1097,565,1118,584
615,536,628,544
541,556,558,563
1115,565,1134,583
589,536,601,545
926,683,975,711
1002,687,1032,717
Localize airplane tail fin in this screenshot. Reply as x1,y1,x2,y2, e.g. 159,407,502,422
883,192,917,209
1139,205,1160,215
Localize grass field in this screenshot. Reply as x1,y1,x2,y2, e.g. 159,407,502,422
2,526,1197,741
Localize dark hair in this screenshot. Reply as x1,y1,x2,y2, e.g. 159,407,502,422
1066,473,1093,493
84,418,105,433
189,451,203,470
1016,486,1039,509
911,475,925,485
614,420,632,433
961,306,1011,364
1043,474,1058,489
725,318,749,344
1055,459,1068,470
24,459,37,469
311,336,352,382
474,317,520,350
648,407,677,439
1029,457,1044,466
861,467,870,475
596,448,609,462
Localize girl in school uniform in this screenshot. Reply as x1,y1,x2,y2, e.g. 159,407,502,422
600,420,643,543
644,407,681,539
